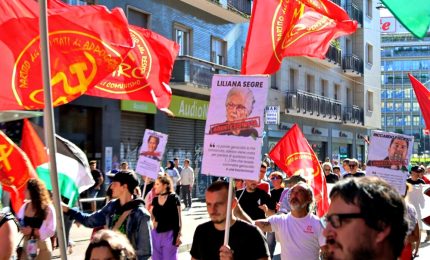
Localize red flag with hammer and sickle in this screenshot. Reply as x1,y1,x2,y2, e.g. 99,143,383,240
269,124,329,217
241,0,357,75
0,0,133,110
0,130,37,213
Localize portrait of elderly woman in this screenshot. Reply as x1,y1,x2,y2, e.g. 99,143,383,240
209,87,259,137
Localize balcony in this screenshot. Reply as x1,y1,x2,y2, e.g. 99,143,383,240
343,105,364,125
179,0,250,23
171,55,239,89
342,54,363,76
308,44,342,67
285,90,342,121
346,2,363,27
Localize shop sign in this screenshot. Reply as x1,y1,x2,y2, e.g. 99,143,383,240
120,100,156,114
169,96,208,120
303,125,328,137
265,106,280,125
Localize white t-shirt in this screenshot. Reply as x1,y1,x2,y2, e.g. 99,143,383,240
269,213,325,260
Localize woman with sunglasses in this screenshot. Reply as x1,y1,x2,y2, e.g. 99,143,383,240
321,162,339,183
267,171,285,258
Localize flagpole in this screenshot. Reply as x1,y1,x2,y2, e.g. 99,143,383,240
39,0,68,259
223,179,233,246
142,176,149,198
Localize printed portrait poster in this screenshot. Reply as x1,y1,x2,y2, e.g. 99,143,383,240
135,129,168,179
202,74,269,180
366,130,414,195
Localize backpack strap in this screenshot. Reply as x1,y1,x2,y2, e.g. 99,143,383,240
112,210,132,231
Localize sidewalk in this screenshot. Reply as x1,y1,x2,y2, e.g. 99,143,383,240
52,199,209,259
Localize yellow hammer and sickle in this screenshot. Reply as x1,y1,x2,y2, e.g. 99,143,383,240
29,51,97,105
0,144,14,172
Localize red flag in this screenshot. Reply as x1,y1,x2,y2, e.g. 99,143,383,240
269,124,328,217
86,25,179,111
0,130,37,213
241,0,357,75
409,74,430,130
48,0,179,111
0,0,133,110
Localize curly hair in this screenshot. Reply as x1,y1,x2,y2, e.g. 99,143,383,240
26,178,51,219
85,229,136,260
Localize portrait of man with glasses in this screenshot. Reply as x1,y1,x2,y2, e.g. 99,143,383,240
209,87,259,137
322,177,408,260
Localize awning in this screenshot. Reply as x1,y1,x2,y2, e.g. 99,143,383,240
0,110,43,123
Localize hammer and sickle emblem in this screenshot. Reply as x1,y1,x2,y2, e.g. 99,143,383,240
0,144,14,172
29,51,98,105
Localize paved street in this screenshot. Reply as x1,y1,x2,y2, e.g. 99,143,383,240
52,200,430,259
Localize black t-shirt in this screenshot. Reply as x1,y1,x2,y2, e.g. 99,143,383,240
270,188,284,204
325,173,340,183
236,188,275,220
407,178,426,185
190,220,269,260
343,171,365,179
152,193,181,233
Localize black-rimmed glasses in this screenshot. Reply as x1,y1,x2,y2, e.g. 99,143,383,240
321,213,364,228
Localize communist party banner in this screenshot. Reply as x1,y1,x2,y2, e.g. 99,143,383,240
86,25,179,111
269,124,328,217
0,0,133,110
0,130,37,213
241,0,357,75
49,0,179,111
409,74,430,131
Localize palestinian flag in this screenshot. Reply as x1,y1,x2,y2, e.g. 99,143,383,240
21,119,94,206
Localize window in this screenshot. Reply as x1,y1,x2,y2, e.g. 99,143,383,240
306,74,315,93
413,116,420,126
211,36,227,65
289,68,298,91
367,91,374,111
334,84,340,100
127,6,150,28
174,23,192,56
67,0,95,5
271,72,278,90
386,116,394,126
386,102,393,111
413,102,420,111
404,102,411,111
321,79,328,96
366,0,372,18
405,115,411,126
366,43,373,65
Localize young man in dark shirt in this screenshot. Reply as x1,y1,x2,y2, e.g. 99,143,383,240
191,181,269,260
235,179,276,220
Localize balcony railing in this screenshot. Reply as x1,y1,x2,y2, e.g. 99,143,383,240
171,55,239,88
343,105,363,124
326,45,342,65
227,0,252,15
346,3,363,25
285,90,342,120
342,54,363,74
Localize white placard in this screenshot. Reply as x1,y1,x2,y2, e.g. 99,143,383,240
366,130,414,195
135,129,168,179
104,146,113,173
202,75,269,180
265,106,280,125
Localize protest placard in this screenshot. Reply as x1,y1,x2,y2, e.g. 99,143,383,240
135,129,168,179
202,74,269,180
366,130,414,194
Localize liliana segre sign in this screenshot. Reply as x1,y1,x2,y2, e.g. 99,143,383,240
265,106,280,125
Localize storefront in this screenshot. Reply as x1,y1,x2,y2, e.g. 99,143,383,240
166,95,209,198
332,129,353,162
303,125,329,161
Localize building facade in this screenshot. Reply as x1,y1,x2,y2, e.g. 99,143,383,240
53,0,380,189
380,16,430,161
265,0,381,163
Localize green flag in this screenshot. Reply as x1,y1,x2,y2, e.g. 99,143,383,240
382,0,430,38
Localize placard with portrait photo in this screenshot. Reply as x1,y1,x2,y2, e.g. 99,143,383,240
136,129,168,178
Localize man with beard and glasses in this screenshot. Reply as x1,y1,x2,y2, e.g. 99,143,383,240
322,177,408,260
190,181,269,260
255,182,327,260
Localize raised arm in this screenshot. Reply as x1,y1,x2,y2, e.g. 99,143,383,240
254,219,272,233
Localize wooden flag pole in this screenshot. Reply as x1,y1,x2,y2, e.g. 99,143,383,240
39,0,67,258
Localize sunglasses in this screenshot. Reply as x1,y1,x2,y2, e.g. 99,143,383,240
270,176,282,180
349,164,357,168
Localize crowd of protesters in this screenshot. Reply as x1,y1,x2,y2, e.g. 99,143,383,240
1,154,430,260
